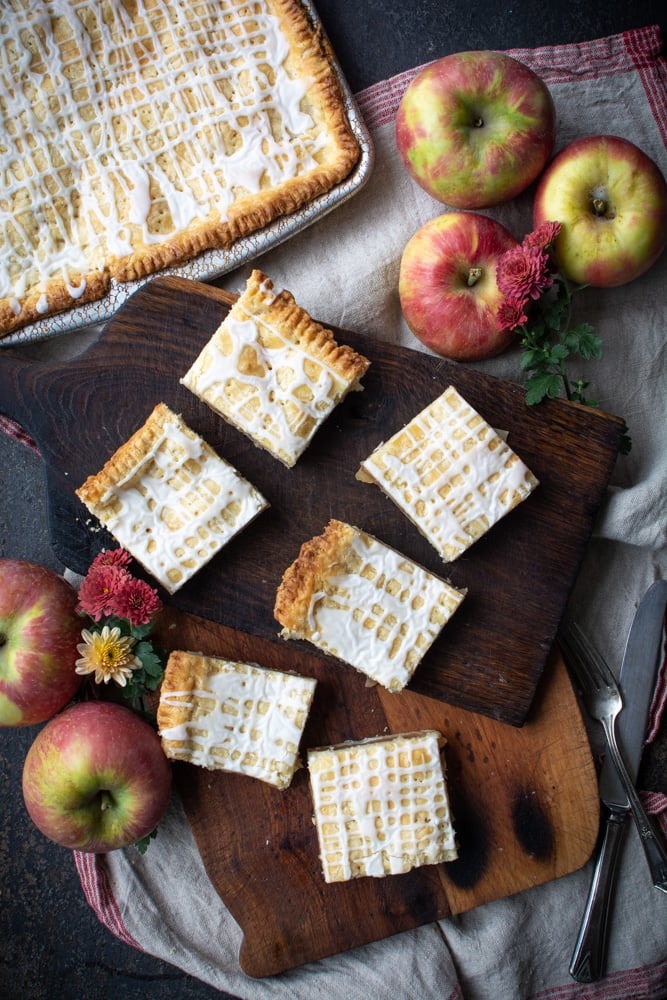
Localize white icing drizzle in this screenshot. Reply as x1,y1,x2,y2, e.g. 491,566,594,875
360,386,538,562
159,656,317,788
88,414,268,593
293,525,465,692
66,279,87,300
0,1,321,309
308,731,457,882
181,293,353,466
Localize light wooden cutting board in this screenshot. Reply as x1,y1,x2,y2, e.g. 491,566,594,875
153,607,599,977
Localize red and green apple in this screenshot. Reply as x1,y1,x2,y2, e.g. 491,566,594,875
22,700,172,852
395,50,556,209
398,211,519,360
0,559,82,727
533,134,667,286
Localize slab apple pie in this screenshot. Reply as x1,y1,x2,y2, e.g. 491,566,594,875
0,0,361,338
180,269,371,466
75,402,268,593
357,385,539,562
308,730,458,882
158,650,317,789
274,519,466,691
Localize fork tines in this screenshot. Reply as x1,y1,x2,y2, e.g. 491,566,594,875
558,621,616,695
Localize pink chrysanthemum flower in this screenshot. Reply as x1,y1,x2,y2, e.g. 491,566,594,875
522,220,562,252
497,300,529,332
113,577,163,627
90,548,132,571
76,564,131,621
496,245,554,304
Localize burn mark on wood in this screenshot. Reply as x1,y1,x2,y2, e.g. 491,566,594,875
511,786,554,860
444,797,490,888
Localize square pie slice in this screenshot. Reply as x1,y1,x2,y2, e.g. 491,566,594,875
157,650,317,789
308,730,458,883
274,519,465,692
75,402,268,594
357,385,539,562
180,269,370,467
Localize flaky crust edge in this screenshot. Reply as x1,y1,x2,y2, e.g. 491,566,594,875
157,650,208,739
75,402,200,511
274,518,357,635
237,269,370,385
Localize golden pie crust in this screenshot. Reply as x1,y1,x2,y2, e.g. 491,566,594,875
274,518,358,633
0,0,361,338
75,402,268,593
274,519,466,692
157,649,317,788
181,269,370,466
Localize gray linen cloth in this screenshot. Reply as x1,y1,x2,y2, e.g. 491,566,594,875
73,25,667,999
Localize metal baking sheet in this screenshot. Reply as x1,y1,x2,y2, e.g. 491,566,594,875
2,1,374,348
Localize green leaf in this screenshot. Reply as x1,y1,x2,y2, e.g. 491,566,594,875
541,281,570,328
134,828,158,854
135,640,162,667
563,324,602,361
542,299,567,330
579,333,603,360
514,275,628,457
129,622,153,640
620,422,633,455
524,371,563,405
519,349,541,371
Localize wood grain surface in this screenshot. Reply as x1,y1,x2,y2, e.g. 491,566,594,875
152,606,600,978
0,275,625,725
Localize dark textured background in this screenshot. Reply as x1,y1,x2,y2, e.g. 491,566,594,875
1,2,665,998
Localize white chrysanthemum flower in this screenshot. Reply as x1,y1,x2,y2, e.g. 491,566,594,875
75,625,140,687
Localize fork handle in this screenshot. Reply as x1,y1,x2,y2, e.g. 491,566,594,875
570,811,626,982
603,717,667,893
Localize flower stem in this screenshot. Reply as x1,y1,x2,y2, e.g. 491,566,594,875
555,277,575,400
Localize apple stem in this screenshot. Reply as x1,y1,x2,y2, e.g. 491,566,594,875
467,267,483,287
592,197,609,217
99,790,114,812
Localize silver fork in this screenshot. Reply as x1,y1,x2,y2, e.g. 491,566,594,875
562,623,667,893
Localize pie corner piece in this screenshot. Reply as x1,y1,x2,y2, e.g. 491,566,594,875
358,385,540,562
0,0,362,339
180,269,371,467
308,729,458,883
75,402,268,594
273,518,466,691
157,649,317,789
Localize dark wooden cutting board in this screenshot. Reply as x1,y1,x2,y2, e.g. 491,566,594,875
152,606,600,978
0,275,625,725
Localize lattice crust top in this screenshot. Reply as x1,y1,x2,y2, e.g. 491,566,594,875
308,730,458,883
75,402,268,594
181,269,370,466
0,0,360,337
358,386,539,562
158,650,317,789
274,519,466,691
